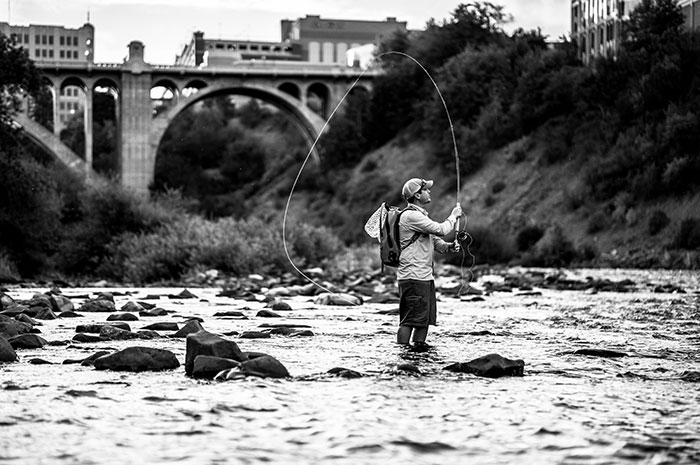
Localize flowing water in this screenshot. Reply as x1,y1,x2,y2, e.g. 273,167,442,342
1,268,699,465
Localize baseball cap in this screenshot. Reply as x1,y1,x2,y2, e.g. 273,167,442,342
402,178,433,200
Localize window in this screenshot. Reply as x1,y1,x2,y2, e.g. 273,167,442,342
35,34,40,44
48,36,53,45
73,50,78,59
60,102,65,110
42,35,47,45
60,50,65,59
73,37,78,46
24,34,28,43
60,36,65,46
35,49,40,57
42,49,47,57
49,50,53,58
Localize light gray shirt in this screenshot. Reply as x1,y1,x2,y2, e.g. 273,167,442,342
397,204,455,281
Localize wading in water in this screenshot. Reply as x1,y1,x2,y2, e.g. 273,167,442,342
397,178,462,348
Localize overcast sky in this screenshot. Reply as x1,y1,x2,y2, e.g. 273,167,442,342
3,0,571,64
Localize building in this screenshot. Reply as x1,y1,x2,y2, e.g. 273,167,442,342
572,0,700,64
175,15,407,67
0,21,94,130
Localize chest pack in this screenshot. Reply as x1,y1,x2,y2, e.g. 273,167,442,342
365,203,420,269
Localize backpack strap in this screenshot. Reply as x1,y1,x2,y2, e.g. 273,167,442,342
397,207,421,252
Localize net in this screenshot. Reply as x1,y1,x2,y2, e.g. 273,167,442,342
364,203,385,240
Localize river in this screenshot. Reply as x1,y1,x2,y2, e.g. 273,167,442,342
1,268,699,464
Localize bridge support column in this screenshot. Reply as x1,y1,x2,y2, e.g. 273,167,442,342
83,86,93,178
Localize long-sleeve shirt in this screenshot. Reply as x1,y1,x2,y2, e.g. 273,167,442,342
397,204,455,281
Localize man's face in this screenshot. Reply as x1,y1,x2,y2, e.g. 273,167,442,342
415,185,431,204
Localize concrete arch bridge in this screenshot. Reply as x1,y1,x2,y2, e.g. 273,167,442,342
26,41,377,195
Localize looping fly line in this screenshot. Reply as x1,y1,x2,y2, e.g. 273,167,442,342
282,51,476,302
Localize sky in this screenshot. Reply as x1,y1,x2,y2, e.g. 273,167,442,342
3,0,571,64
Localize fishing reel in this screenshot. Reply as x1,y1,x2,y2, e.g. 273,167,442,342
456,230,470,243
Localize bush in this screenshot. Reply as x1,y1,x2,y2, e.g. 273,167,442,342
648,209,670,235
491,181,506,194
0,249,20,283
672,217,700,250
516,225,545,252
534,223,577,266
587,211,609,234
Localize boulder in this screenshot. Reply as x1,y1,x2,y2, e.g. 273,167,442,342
107,312,139,322
34,308,57,320
72,333,102,343
120,302,144,313
94,347,180,372
140,308,169,317
0,337,17,362
62,350,110,365
240,331,271,339
78,299,116,313
239,355,289,378
8,334,47,349
268,300,292,311
0,315,33,339
76,323,131,333
192,355,240,379
50,294,74,313
185,330,246,376
327,367,364,378
142,322,179,331
99,325,141,341
256,309,281,318
444,353,524,378
172,320,205,338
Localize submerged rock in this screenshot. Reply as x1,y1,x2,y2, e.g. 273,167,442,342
192,355,240,379
570,348,628,358
185,330,246,376
107,312,139,322
327,367,364,378
8,333,47,349
239,355,289,378
94,347,180,372
444,353,525,378
0,315,33,339
78,299,116,313
314,293,362,306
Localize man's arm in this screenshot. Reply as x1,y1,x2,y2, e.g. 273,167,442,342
404,210,456,237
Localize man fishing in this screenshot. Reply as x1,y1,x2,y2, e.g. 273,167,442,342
397,178,463,349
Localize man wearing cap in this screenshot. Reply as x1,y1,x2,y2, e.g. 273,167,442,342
397,178,462,348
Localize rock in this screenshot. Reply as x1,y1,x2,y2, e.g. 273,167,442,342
8,334,47,349
99,325,140,340
290,330,314,337
256,310,281,318
239,355,289,378
0,315,33,339
680,371,700,382
444,353,525,378
107,312,139,322
367,292,399,303
14,314,37,326
396,363,421,375
63,350,110,365
268,300,292,311
0,337,17,362
50,294,74,313
185,330,246,376
94,347,180,372
240,331,271,339
58,311,82,318
0,292,16,310
95,292,115,303
78,299,116,313
136,330,161,339
140,308,169,317
120,301,144,313
327,367,364,378
171,320,205,338
72,333,102,343
76,323,131,333
28,358,52,364
34,308,58,320
169,289,198,299
142,322,179,331
213,311,246,317
192,355,240,379
570,348,627,358
314,293,362,306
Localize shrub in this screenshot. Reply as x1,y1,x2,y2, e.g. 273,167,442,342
648,210,670,236
0,249,20,283
672,217,700,250
587,211,609,234
491,181,506,194
534,223,577,266
510,147,527,163
516,225,545,252
577,241,599,262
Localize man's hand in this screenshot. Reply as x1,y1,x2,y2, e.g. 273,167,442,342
449,203,463,221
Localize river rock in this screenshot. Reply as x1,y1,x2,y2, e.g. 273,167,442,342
239,355,289,378
172,320,205,338
185,330,246,376
107,312,139,322
99,325,140,340
314,293,363,306
142,322,179,331
120,301,144,313
72,333,102,343
8,334,47,349
327,367,364,378
62,350,110,365
570,348,627,358
0,292,15,310
78,299,116,313
140,308,169,317
15,314,38,326
240,331,271,339
94,347,180,372
444,353,525,378
76,323,131,333
59,311,82,318
0,337,17,362
169,289,198,299
50,294,74,313
256,309,281,318
0,315,33,339
34,307,57,320
192,355,240,379
268,300,292,311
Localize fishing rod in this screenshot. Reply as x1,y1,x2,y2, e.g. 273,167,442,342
282,51,475,300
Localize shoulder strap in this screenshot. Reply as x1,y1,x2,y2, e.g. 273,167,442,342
397,207,420,251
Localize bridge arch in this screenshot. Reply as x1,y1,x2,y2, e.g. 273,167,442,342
144,83,326,194
278,82,301,100
306,82,331,119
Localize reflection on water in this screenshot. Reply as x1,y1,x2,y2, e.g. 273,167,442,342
1,268,699,464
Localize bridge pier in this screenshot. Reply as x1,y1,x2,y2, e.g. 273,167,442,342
83,86,93,179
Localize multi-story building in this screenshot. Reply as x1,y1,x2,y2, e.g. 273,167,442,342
0,21,94,130
572,0,700,64
175,15,407,67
